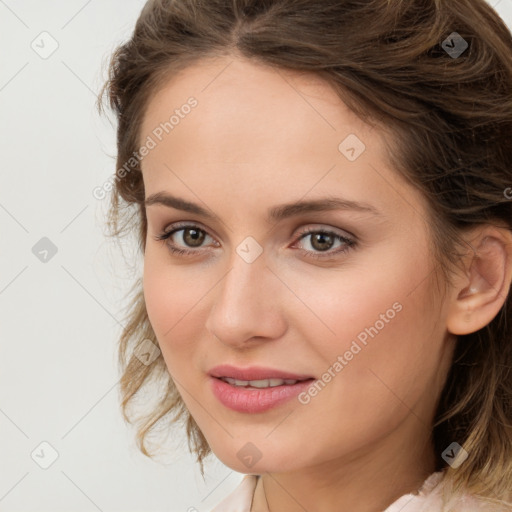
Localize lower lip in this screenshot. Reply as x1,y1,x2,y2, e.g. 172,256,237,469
210,376,315,413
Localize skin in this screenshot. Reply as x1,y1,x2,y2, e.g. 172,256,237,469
138,55,512,512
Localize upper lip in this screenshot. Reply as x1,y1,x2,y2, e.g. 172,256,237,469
208,364,314,381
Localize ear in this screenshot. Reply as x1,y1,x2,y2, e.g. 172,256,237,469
446,226,512,336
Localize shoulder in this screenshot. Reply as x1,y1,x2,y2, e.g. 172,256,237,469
209,474,259,512
208,472,512,512
385,471,512,512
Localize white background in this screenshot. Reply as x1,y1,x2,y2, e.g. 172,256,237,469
0,1,510,511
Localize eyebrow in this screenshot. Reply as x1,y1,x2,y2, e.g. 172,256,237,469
144,192,381,222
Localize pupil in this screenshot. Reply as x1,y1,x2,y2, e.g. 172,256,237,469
313,233,333,251
184,228,204,247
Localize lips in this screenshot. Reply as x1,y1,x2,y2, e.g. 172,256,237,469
210,375,316,413
208,364,314,381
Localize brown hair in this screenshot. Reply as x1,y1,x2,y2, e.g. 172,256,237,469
97,0,512,504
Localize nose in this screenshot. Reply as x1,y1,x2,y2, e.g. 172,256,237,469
204,247,288,348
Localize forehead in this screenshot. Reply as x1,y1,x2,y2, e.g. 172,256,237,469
141,55,376,157
139,55,425,224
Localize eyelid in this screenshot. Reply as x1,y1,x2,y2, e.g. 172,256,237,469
294,223,354,240
158,220,354,240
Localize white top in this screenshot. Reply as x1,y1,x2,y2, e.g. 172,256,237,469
210,471,511,511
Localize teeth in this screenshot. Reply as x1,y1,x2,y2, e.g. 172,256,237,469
221,377,300,388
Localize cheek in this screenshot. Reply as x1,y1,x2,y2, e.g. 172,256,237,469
291,245,441,402
287,280,443,457
142,250,207,369
283,246,429,358
328,288,441,427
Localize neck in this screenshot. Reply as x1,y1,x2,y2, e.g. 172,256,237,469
251,418,437,512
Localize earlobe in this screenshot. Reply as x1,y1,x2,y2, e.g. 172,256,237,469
446,229,512,336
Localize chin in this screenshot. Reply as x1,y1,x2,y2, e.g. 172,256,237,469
211,443,302,475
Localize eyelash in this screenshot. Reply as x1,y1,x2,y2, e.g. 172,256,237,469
153,222,356,260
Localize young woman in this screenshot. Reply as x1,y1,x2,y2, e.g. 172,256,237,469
97,0,512,510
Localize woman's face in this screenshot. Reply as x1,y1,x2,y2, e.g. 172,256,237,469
140,56,456,475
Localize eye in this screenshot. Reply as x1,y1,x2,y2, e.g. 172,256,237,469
292,226,355,259
153,222,216,256
153,222,356,260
